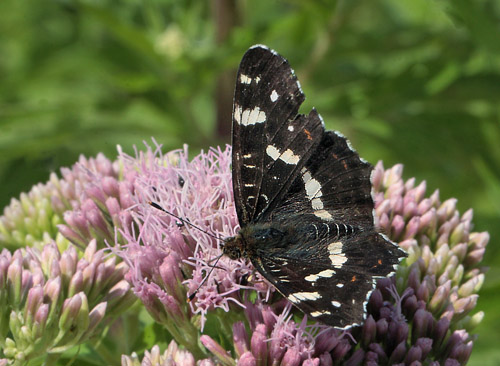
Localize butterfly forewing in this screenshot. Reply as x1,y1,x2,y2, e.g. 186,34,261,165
230,45,407,329
232,46,323,226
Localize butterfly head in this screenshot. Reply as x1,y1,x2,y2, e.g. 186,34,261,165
223,223,288,261
222,235,245,260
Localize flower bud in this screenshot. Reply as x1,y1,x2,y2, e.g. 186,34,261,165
405,345,422,364
86,302,107,335
315,328,338,354
453,295,478,318
238,352,256,366
391,215,405,240
429,280,451,313
24,285,43,323
250,324,267,366
388,341,406,364
59,293,82,332
281,348,301,366
362,315,376,347
433,317,450,347
233,321,249,358
319,352,333,366
7,257,22,306
68,270,84,297
303,358,320,366
332,339,351,360
415,337,433,359
200,335,234,365
159,252,184,302
458,274,484,297
344,349,364,366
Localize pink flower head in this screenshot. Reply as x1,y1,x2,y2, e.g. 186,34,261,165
118,142,272,329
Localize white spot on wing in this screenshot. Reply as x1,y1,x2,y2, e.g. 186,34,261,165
266,145,280,160
305,269,335,282
241,107,266,126
301,167,333,221
304,274,318,282
311,310,331,317
331,301,341,308
328,242,343,255
317,269,335,278
305,178,321,198
270,90,279,102
311,197,324,210
240,74,252,84
336,283,344,288
328,241,347,268
280,149,300,165
266,145,300,165
234,105,242,124
288,125,294,132
288,291,321,303
314,209,333,220
296,79,303,93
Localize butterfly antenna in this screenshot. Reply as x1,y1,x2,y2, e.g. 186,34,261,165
187,253,224,302
148,201,224,241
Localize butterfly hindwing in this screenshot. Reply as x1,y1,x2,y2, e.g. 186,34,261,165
255,232,398,328
232,45,324,226
252,228,402,328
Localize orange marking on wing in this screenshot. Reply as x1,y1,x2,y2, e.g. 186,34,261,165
351,275,356,282
372,259,383,268
342,161,348,169
303,128,313,140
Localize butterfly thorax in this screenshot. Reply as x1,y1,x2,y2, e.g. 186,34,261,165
223,223,290,260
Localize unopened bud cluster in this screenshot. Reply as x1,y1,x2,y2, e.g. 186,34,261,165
0,153,136,252
0,239,135,363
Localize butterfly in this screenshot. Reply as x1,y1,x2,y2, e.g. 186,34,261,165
222,45,407,329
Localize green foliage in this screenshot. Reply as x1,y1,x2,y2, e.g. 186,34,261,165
0,0,499,364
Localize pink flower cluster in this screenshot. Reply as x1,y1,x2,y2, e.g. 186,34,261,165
0,140,487,366
115,144,487,365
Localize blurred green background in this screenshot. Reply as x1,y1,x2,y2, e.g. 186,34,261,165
0,0,499,364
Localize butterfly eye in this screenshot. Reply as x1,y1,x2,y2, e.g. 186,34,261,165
228,247,241,259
